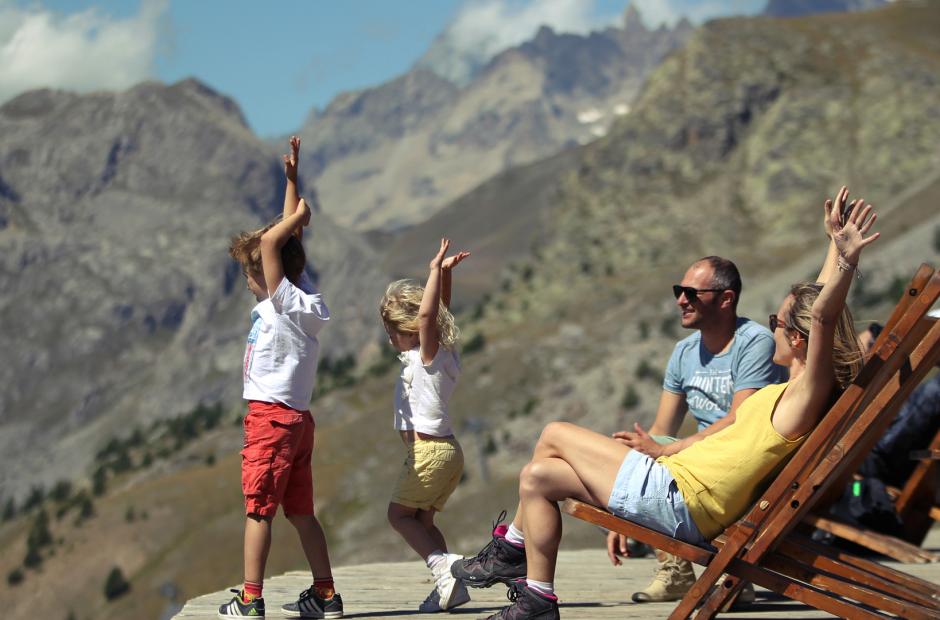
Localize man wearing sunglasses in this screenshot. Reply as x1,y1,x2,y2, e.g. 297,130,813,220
610,256,784,605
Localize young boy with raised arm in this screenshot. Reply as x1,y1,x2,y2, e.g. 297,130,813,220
221,137,342,619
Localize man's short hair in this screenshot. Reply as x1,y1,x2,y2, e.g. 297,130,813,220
698,256,742,309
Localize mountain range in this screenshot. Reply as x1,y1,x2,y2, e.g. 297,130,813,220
297,6,693,231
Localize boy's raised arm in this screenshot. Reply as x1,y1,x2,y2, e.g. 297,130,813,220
282,136,303,240
261,198,311,296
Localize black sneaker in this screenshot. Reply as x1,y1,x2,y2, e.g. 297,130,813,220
484,581,560,620
281,587,344,618
218,589,265,618
451,511,527,588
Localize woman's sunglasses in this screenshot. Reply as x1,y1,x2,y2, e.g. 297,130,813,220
769,314,781,331
672,285,723,303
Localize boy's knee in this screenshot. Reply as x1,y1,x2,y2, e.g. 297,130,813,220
285,512,314,527
247,512,273,523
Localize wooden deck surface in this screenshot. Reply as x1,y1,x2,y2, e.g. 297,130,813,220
175,527,940,619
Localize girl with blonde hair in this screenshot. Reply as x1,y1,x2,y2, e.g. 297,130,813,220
380,238,472,613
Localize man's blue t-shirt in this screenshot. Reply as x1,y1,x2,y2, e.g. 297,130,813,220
663,317,785,431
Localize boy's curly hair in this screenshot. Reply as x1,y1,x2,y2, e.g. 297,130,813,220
229,219,306,284
380,279,459,348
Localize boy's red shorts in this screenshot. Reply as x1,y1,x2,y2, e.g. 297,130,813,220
241,400,315,518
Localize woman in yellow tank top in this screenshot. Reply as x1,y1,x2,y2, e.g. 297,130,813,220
458,187,879,619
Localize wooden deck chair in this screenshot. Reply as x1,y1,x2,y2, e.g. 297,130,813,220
563,265,940,619
891,427,940,544
804,265,940,563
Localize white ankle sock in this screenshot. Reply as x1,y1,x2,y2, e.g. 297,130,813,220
526,579,555,597
426,550,446,572
505,523,525,547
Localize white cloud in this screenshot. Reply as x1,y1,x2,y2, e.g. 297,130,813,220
420,0,619,84
447,0,602,54
0,0,167,104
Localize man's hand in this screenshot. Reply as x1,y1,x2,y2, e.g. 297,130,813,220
606,530,630,566
283,135,300,183
612,423,664,458
442,250,471,271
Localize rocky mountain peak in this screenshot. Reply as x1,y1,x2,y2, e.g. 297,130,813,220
622,4,647,34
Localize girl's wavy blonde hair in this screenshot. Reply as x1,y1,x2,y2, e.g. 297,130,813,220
785,282,864,391
379,279,459,348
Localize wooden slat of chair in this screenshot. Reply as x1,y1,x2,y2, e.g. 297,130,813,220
562,499,940,619
690,281,940,618
562,266,940,619
875,264,936,351
895,427,940,545
678,272,940,618
780,535,940,601
802,513,938,563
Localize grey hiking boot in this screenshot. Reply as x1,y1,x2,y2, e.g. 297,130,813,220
631,550,696,603
484,581,560,620
451,511,527,588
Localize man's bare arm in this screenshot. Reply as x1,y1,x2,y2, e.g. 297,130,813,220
654,387,757,457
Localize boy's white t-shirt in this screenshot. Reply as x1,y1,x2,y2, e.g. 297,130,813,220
243,273,329,410
394,346,460,436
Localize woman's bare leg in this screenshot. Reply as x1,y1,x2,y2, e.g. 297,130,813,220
510,422,630,532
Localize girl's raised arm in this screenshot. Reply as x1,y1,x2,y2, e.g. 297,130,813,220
419,239,449,364
440,250,471,309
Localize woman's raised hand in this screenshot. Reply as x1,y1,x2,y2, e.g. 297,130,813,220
825,186,880,264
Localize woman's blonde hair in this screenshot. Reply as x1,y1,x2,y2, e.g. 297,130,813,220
785,282,864,390
379,279,459,348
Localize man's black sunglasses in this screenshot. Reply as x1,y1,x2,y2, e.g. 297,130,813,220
672,285,723,303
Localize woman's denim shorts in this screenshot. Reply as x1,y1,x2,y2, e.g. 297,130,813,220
606,449,706,545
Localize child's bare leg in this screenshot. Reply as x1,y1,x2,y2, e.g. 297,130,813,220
286,513,333,578
388,502,438,558
244,513,272,585
416,508,447,552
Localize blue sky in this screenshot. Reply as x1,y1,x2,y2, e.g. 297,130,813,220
1,1,766,137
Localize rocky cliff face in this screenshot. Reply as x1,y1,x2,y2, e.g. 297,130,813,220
298,9,693,230
0,80,388,499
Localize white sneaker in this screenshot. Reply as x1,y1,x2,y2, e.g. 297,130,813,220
419,553,470,612
418,587,444,613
